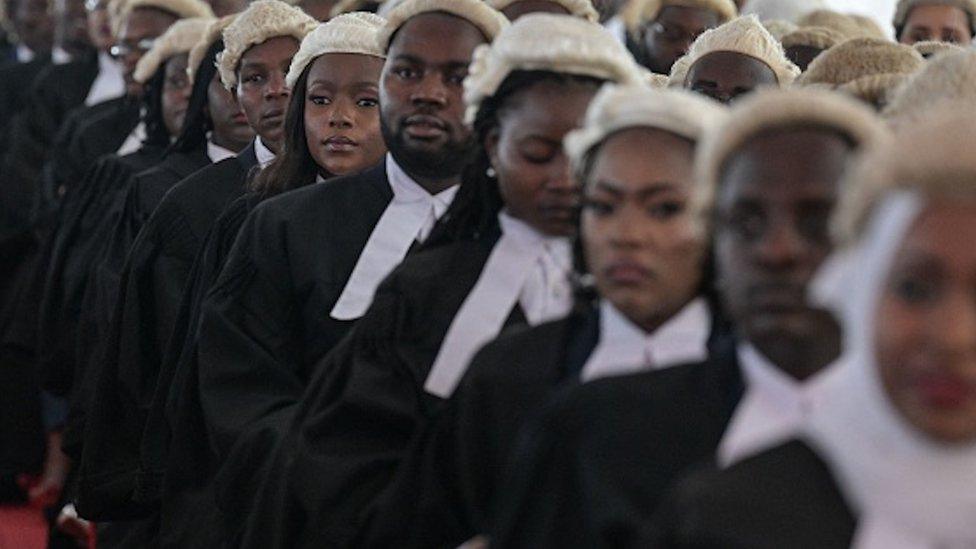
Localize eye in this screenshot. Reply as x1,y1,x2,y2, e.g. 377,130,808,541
308,94,331,106
446,71,467,86
393,66,419,80
356,97,379,108
725,209,766,241
582,198,615,217
242,73,264,85
647,200,686,220
892,273,940,305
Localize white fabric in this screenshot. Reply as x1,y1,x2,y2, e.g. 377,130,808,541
581,298,711,382
16,44,34,63
207,139,236,163
718,344,838,467
85,51,126,106
52,47,72,65
423,211,572,398
805,192,976,549
330,154,458,321
254,136,276,168
604,15,627,45
116,121,146,155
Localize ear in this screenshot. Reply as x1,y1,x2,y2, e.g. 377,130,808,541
484,125,502,174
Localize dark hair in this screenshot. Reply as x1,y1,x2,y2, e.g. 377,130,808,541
248,62,325,199
169,39,223,155
423,70,605,249
142,61,173,148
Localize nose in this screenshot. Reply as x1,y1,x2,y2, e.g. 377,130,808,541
328,97,354,129
934,291,976,359
410,72,448,107
753,218,804,271
265,70,289,99
544,153,574,191
606,205,643,249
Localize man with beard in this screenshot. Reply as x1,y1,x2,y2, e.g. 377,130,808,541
191,0,506,545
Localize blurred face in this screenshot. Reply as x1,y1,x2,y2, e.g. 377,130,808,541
297,0,338,21
208,0,246,17
500,0,570,20
875,200,976,444
485,79,596,237
642,6,721,75
591,0,627,22
234,35,300,153
304,53,386,177
207,70,253,151
85,0,112,51
685,51,779,104
379,13,486,188
116,7,177,95
785,44,825,72
55,0,89,55
161,53,191,137
14,0,55,53
714,129,852,378
582,127,704,332
899,4,972,44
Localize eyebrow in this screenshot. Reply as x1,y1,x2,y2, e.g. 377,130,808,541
592,180,682,197
391,54,471,70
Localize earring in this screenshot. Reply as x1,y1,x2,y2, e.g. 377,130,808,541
486,166,497,178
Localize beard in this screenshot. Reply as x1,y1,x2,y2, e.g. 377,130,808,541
380,114,478,182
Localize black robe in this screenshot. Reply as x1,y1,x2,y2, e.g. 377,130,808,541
360,303,732,548
489,348,744,549
190,164,392,541
238,224,532,548
74,145,253,522
0,55,50,146
649,439,857,548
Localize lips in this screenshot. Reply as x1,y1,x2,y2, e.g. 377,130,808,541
324,135,358,153
912,371,976,410
262,109,285,124
403,114,448,139
748,283,808,313
604,260,653,286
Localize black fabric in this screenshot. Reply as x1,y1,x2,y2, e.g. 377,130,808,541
649,440,857,548
179,163,391,543
489,347,744,549
0,55,50,146
74,146,252,522
237,223,528,549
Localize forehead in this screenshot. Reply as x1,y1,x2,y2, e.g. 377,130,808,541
121,7,176,36
593,126,695,178
502,0,570,19
906,3,971,27
717,127,853,206
898,198,976,273
500,78,597,131
307,52,384,84
688,51,779,85
656,5,721,28
239,36,300,67
387,12,487,64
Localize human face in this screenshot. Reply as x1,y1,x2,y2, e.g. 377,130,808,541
209,0,246,17
685,51,779,104
234,35,300,153
785,45,825,72
591,0,627,23
899,4,972,44
485,78,596,237
714,128,851,378
115,7,177,95
642,6,721,75
875,200,976,444
297,0,338,21
582,127,704,332
304,53,386,177
500,0,570,20
55,0,90,56
379,12,486,189
207,70,253,152
14,0,54,54
85,0,112,51
161,52,191,137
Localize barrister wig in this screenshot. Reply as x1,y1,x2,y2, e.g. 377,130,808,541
134,17,212,84
285,12,385,89
376,0,509,51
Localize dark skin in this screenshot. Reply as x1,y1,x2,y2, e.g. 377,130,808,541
500,0,570,20
85,0,112,51
54,0,90,56
485,79,596,237
298,0,338,21
685,50,779,104
876,200,976,444
13,0,54,55
161,52,191,137
785,44,824,72
233,35,300,154
207,69,253,152
642,5,721,75
714,128,853,380
591,0,626,22
116,7,178,96
379,12,486,194
898,3,973,44
208,0,246,17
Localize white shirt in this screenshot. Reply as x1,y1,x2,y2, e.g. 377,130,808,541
52,47,72,65
423,211,573,398
16,44,34,63
330,154,458,321
717,344,838,467
116,121,146,155
580,298,711,382
604,16,628,45
254,136,276,168
207,139,236,163
85,51,125,106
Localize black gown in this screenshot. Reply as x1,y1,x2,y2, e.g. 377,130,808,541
189,164,392,539
359,303,732,549
74,145,253,521
0,55,49,138
649,439,857,548
489,347,744,549
238,223,532,549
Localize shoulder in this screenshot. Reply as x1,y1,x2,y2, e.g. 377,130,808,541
465,316,576,382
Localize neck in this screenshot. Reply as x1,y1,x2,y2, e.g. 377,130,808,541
212,131,250,153
406,169,461,195
260,135,282,155
630,296,695,335
750,335,840,382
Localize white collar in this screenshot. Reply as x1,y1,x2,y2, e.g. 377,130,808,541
580,298,711,382
85,51,125,106
52,47,72,65
116,121,147,156
423,211,573,398
329,154,459,321
604,16,627,45
207,138,236,163
254,136,276,168
717,344,838,467
16,44,34,63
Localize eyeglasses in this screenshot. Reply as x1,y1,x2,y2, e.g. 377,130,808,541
110,39,156,58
